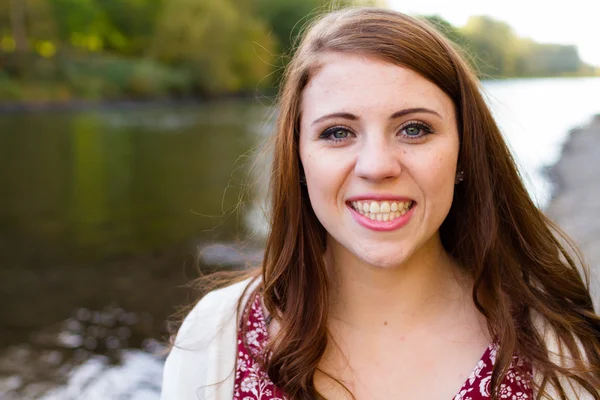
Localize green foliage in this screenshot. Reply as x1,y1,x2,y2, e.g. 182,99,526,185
246,0,382,89
423,15,467,47
152,0,275,93
0,71,23,100
48,0,161,53
519,42,582,76
59,54,190,99
461,16,521,77
93,0,162,54
426,14,591,79
251,0,320,56
251,0,383,56
0,0,596,102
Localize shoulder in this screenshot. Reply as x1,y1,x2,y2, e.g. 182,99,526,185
176,278,258,346
161,277,260,400
531,311,596,400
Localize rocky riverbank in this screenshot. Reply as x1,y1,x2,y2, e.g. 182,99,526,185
545,114,600,309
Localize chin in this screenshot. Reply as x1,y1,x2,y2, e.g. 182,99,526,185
362,257,408,270
353,245,413,270
326,235,417,270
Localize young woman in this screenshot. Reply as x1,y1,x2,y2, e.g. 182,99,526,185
161,7,600,400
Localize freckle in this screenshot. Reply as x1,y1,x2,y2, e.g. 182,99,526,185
384,321,388,326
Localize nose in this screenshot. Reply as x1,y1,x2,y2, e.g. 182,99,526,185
354,135,402,182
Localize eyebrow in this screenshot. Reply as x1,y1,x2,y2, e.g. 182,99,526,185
311,107,443,126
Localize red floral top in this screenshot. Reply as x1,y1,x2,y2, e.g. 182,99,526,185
234,293,533,400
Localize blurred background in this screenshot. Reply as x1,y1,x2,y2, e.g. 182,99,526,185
1,0,599,398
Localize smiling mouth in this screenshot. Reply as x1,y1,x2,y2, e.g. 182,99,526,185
349,200,415,222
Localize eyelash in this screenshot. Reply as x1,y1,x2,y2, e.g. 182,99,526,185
319,120,435,144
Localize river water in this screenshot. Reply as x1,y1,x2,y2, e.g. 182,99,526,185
1,77,599,398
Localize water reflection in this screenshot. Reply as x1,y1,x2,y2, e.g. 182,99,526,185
0,100,270,397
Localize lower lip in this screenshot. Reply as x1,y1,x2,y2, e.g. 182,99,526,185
348,203,415,232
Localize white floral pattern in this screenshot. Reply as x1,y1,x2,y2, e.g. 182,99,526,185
233,294,285,400
234,294,532,400
453,342,532,400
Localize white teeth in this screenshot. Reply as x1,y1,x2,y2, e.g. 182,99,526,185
369,202,380,213
380,201,390,213
350,199,414,222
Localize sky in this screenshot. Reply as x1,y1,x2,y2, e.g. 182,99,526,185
388,0,600,66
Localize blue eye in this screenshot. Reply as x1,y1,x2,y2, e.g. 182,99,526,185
400,121,434,140
319,126,353,143
332,129,349,139
405,125,422,136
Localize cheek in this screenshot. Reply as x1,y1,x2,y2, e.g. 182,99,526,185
301,147,352,217
302,148,345,192
411,146,458,207
301,149,328,209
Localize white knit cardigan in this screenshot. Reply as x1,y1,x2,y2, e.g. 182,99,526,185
160,279,594,400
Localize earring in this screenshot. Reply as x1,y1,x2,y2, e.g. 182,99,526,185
455,170,465,184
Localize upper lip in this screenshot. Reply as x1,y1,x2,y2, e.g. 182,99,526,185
346,194,415,202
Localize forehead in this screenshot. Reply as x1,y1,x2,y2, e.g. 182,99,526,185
300,53,454,119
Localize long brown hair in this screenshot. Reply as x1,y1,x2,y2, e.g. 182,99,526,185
188,7,600,400
257,7,600,399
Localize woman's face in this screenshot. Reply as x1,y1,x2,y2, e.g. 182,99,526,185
299,53,460,269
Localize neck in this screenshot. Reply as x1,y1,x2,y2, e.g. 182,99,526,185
325,235,471,333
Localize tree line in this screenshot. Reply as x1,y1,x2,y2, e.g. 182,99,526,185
0,0,597,102
425,15,596,78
